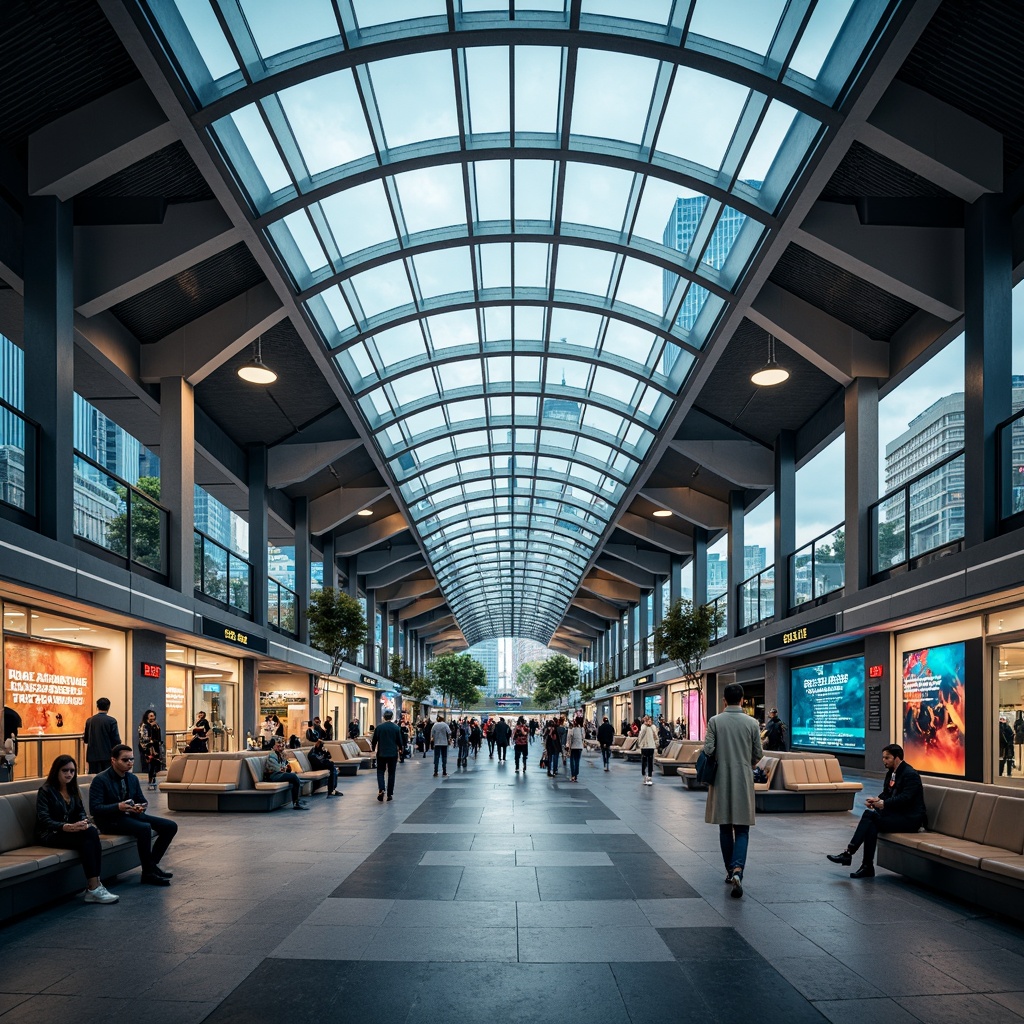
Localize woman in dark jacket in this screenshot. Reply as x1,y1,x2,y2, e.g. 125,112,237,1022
188,711,211,752
544,722,562,777
36,755,118,903
138,709,163,791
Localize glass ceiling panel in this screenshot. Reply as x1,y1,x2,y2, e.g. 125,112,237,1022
156,0,896,646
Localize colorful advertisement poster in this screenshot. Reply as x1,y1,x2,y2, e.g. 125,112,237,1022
685,689,704,740
380,691,397,716
791,656,866,752
902,641,965,775
4,638,93,735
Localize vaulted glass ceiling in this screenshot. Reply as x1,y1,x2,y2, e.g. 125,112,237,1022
146,0,895,646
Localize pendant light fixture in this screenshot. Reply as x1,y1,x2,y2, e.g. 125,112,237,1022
237,335,277,385
750,334,789,387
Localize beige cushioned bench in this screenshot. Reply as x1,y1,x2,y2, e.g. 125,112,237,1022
654,740,703,776
879,782,1024,921
0,779,143,922
160,754,293,811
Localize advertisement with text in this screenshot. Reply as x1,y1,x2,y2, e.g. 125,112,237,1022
902,641,965,776
791,656,866,752
4,638,94,735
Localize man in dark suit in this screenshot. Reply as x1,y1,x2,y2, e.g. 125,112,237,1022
84,697,121,774
827,743,926,878
371,709,403,802
89,744,177,885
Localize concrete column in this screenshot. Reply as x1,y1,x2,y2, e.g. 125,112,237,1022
132,630,167,765
24,196,74,545
248,444,268,626
845,378,879,592
670,555,682,608
727,489,745,634
639,591,651,668
964,192,1011,545
159,377,195,594
626,605,636,675
693,528,708,606
294,496,310,644
773,430,796,617
242,658,258,746
320,532,338,589
364,588,376,670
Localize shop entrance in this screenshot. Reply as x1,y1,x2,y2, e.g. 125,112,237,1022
995,641,1024,789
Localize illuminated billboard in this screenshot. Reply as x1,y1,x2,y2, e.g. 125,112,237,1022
791,656,865,752
4,638,93,735
902,641,965,775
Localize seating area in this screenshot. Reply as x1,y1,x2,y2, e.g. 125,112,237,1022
653,740,703,775
0,778,142,923
878,780,1024,922
676,749,863,811
160,748,357,811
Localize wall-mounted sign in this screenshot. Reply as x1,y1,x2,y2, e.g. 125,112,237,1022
4,638,93,735
868,664,884,679
868,685,882,731
606,685,620,694
634,675,652,687
141,662,162,679
496,698,522,709
201,617,268,653
765,615,838,653
360,675,377,687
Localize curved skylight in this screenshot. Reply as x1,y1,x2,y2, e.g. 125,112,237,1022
148,0,894,646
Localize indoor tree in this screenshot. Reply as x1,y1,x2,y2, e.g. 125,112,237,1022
307,587,367,678
427,652,485,711
654,598,724,729
531,653,579,710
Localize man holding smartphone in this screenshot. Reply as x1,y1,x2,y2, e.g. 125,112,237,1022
89,743,178,886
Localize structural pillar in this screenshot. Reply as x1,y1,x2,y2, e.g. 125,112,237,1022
773,430,796,618
726,489,745,634
159,376,195,595
294,496,310,644
248,444,268,626
693,528,708,606
964,191,1011,546
24,196,74,545
845,378,879,592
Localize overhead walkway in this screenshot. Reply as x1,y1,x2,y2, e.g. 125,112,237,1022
2,752,1023,1023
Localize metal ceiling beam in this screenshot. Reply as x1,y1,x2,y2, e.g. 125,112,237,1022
748,279,890,385
28,80,177,201
74,200,240,317
417,615,457,638
794,201,964,322
333,512,409,556
563,606,609,631
593,555,656,589
599,544,672,575
580,577,642,604
399,596,448,621
861,80,1003,203
618,509,699,551
375,578,439,603
267,440,363,489
406,606,453,631
354,546,420,574
638,489,729,533
309,486,391,536
572,596,623,620
364,557,428,590
140,281,285,385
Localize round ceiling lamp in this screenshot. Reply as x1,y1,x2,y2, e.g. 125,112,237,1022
652,509,672,518
357,509,373,516
237,336,278,385
750,335,789,387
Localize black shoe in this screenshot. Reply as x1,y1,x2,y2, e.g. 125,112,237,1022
387,795,393,801
433,771,438,777
141,872,170,886
827,851,853,866
850,864,875,879
293,802,309,810
377,791,384,801
442,772,448,777
729,873,743,898
149,865,173,879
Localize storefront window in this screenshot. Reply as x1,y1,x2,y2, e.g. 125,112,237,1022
995,640,1024,787
167,643,239,753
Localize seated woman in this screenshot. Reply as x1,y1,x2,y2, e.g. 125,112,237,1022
36,755,118,904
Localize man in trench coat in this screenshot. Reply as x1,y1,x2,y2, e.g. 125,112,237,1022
703,682,763,899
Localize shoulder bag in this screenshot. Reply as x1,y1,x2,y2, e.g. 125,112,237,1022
694,749,717,786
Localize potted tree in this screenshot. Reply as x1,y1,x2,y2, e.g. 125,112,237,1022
654,599,724,732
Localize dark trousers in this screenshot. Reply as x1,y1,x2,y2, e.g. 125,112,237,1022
376,755,398,796
719,824,749,874
514,745,528,770
321,764,339,792
98,813,177,871
146,755,160,785
434,745,448,773
486,737,495,755
43,826,102,880
569,749,582,777
600,745,612,767
640,748,655,778
268,770,302,804
848,809,921,865
496,743,508,761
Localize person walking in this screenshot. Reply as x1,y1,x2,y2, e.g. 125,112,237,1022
431,714,451,777
470,719,483,759
704,683,763,898
485,717,496,757
512,716,530,773
597,716,615,771
137,710,163,791
566,716,585,782
456,718,471,768
544,721,562,777
372,709,403,801
492,716,511,762
637,715,659,786
84,697,121,774
764,708,787,751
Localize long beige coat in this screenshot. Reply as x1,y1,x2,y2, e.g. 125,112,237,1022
703,706,763,826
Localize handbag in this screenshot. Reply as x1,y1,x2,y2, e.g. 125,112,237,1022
539,753,548,768
694,749,717,786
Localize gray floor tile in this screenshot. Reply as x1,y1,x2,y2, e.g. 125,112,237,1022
420,850,516,867
515,899,648,928
812,997,923,1024
518,925,675,962
772,956,884,1001
366,925,519,961
895,993,1024,1024
456,866,539,901
268,926,373,960
840,952,971,997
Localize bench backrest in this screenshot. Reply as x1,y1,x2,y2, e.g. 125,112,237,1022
779,758,832,786
677,741,703,764
244,756,270,787
620,736,637,752
929,786,974,837
291,750,312,771
0,792,36,851
660,741,681,760
340,740,364,761
355,737,373,753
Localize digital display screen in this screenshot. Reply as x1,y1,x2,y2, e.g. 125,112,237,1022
902,641,965,776
791,656,866,752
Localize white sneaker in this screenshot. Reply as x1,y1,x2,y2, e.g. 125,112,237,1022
84,885,119,904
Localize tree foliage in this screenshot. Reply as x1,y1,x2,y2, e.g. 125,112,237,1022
307,587,367,677
515,659,543,693
389,653,433,705
654,599,724,724
530,654,579,708
106,476,163,570
427,652,485,710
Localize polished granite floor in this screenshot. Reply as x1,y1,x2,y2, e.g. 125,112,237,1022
4,747,1024,1024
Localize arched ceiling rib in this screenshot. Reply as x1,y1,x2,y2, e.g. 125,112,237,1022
139,0,903,647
